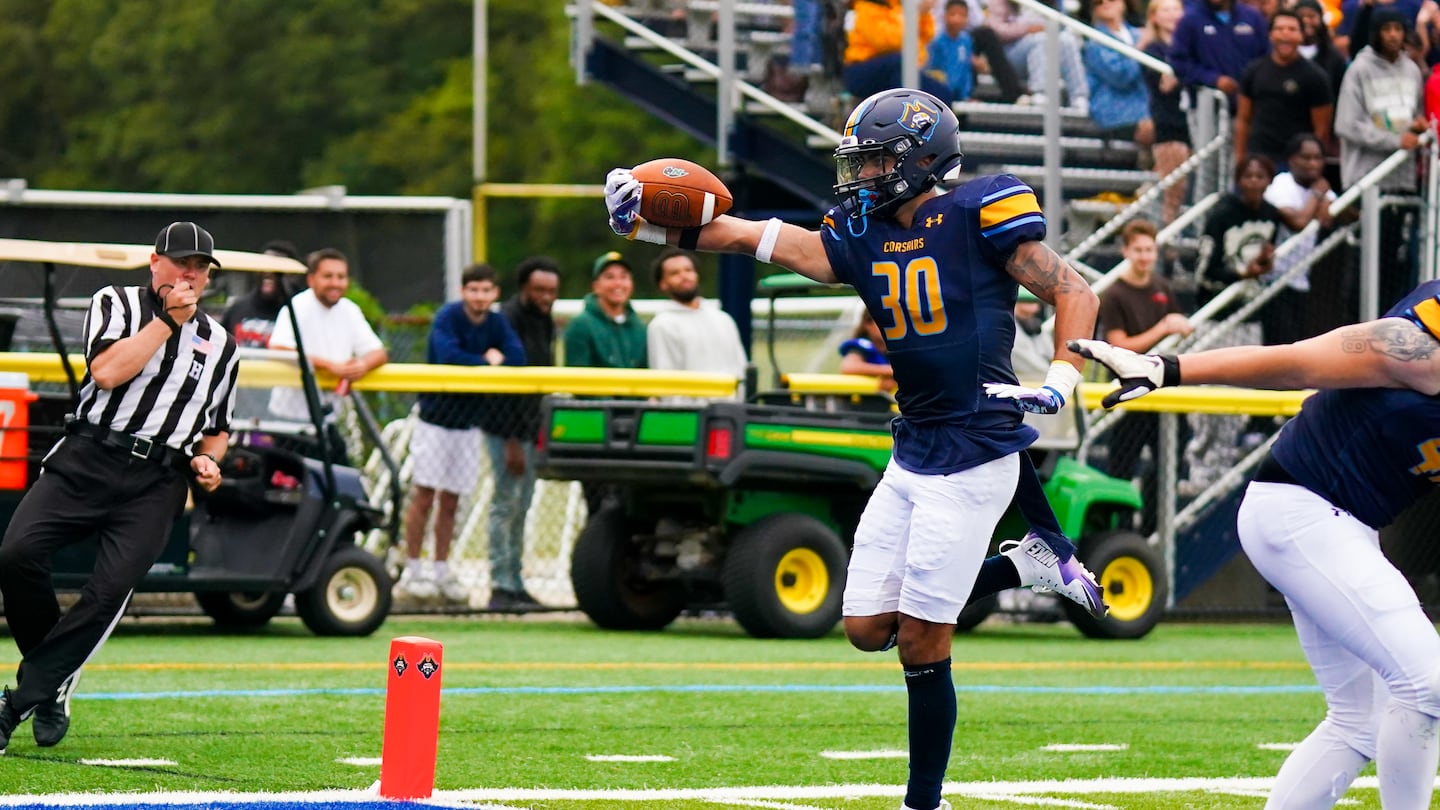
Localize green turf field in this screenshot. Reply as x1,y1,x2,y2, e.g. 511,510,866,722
0,616,1426,809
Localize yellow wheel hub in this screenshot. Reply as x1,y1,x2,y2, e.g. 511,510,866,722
1099,555,1154,622
775,548,829,615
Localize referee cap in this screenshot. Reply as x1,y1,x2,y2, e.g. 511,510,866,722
155,222,221,269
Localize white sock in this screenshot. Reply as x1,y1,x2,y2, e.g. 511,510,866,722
1266,719,1368,809
404,557,422,577
434,561,449,579
1376,704,1440,809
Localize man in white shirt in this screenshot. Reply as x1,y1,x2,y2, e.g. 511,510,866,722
268,248,388,422
645,249,748,388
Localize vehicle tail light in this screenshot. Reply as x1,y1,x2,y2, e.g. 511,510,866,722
706,426,732,460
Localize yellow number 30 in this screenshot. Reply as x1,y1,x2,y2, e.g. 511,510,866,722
1410,438,1440,482
872,258,947,341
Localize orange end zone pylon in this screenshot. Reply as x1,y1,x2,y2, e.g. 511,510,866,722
380,635,444,799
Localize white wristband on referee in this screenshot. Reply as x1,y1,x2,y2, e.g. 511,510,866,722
629,222,668,245
1042,361,1082,406
755,217,783,264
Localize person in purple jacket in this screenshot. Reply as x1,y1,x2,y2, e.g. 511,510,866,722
1168,0,1269,109
396,263,526,605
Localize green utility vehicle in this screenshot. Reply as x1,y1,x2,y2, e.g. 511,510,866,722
537,275,1166,640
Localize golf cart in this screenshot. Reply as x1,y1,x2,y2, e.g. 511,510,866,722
538,273,1166,640
0,237,400,636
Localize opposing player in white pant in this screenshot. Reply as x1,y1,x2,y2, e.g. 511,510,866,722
1072,279,1440,809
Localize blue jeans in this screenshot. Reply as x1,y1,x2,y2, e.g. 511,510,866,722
791,0,822,69
482,434,537,593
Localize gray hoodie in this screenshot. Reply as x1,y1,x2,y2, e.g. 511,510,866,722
1334,44,1423,190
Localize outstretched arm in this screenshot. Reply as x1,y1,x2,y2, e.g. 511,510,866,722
1071,317,1440,407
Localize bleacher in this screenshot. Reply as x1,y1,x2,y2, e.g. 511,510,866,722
573,0,1157,228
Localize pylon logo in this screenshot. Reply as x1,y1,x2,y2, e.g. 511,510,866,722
393,654,408,678
418,655,440,680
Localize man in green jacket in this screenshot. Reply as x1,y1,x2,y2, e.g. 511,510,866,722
564,251,647,368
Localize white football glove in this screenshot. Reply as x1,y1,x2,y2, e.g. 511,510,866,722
605,168,641,238
1068,338,1181,408
984,383,1065,414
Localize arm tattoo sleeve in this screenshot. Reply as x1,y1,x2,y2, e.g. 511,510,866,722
1006,241,1083,300
1342,320,1440,362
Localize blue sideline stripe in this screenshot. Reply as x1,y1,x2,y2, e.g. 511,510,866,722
80,684,1321,700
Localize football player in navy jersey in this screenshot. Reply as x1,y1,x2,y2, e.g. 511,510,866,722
1072,283,1440,809
606,88,1102,810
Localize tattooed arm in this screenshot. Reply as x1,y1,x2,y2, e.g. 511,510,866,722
1173,317,1440,394
1005,240,1098,369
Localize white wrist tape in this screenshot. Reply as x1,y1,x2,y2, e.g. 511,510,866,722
1042,361,1082,405
755,217,783,264
629,222,668,245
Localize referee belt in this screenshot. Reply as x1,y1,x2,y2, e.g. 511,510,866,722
64,420,190,471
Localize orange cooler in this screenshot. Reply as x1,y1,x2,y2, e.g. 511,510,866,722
0,372,36,490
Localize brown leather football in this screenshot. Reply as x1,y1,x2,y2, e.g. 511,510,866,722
632,158,733,228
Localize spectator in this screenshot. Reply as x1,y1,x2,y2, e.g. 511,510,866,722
843,0,955,104
986,0,1091,108
222,240,297,348
565,251,647,369
1097,219,1191,531
927,0,980,101
1335,6,1426,306
1262,132,1337,346
1083,0,1155,150
1141,0,1193,225
396,263,525,605
480,257,561,612
1295,0,1350,96
1234,10,1335,167
1186,155,1282,493
1169,0,1270,109
1336,0,1424,58
838,308,897,392
646,249,749,381
268,248,388,426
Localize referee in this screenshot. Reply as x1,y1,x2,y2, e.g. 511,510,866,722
0,222,239,754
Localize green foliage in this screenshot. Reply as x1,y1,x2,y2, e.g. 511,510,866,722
0,0,721,299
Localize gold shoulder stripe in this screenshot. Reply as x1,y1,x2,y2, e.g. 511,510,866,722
1414,297,1440,337
979,191,1041,230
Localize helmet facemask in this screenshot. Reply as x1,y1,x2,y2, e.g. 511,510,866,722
834,137,917,220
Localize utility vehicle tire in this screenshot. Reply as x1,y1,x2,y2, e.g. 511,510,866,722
722,513,847,639
296,545,392,637
954,594,998,633
194,591,287,628
1062,530,1166,640
571,506,686,631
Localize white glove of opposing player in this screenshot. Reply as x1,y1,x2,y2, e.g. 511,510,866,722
605,168,641,238
983,382,1066,414
1067,338,1181,408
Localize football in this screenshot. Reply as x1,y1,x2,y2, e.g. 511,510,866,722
632,158,733,228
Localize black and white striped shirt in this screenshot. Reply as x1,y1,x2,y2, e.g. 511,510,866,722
75,285,240,452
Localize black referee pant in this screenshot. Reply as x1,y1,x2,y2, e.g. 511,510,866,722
0,437,187,713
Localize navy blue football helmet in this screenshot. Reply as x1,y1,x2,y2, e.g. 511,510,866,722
833,88,964,220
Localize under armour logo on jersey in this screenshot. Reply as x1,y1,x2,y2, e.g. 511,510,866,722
188,359,204,381
1025,542,1059,568
925,214,944,228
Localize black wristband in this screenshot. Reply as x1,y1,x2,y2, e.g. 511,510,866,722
678,227,702,251
1160,355,1181,387
199,452,218,465
155,309,181,335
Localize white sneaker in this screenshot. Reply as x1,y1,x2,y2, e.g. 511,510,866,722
394,569,438,600
1000,532,1108,618
437,573,470,605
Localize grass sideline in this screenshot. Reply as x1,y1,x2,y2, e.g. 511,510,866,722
0,616,1408,809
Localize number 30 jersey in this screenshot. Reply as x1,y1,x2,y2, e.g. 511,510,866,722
1272,279,1440,529
820,173,1045,475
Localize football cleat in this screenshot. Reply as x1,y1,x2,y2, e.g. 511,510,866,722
901,800,952,810
0,687,23,755
32,694,69,748
1000,532,1109,619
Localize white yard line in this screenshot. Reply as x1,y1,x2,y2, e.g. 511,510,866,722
1256,742,1299,751
2,775,1433,806
818,749,909,760
1039,744,1129,752
585,754,677,762
335,757,383,766
77,758,177,767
